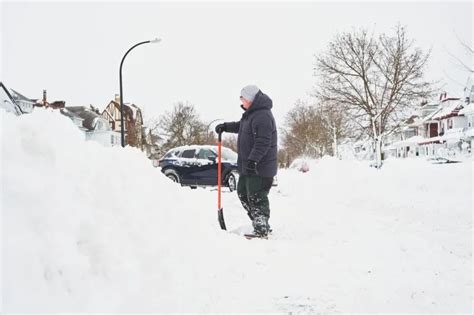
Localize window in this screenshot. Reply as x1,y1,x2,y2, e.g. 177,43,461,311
448,118,453,129
164,150,181,159
198,149,216,160
181,149,196,159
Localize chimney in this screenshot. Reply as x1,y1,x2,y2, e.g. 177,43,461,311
114,94,120,103
43,90,47,107
439,92,448,101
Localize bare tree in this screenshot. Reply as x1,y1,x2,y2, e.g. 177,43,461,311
223,134,238,153
315,25,432,167
281,100,332,163
317,100,350,158
446,31,474,74
157,102,208,153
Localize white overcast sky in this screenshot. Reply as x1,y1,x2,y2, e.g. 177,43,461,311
1,1,472,126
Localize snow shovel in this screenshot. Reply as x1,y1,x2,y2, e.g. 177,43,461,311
217,131,227,230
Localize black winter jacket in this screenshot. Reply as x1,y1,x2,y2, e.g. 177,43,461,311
225,91,278,177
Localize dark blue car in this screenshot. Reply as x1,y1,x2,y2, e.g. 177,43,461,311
157,145,239,191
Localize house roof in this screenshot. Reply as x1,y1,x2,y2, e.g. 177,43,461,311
0,82,23,115
422,106,443,123
419,136,443,145
392,135,425,147
65,106,110,131
432,100,464,120
9,88,35,102
108,100,141,120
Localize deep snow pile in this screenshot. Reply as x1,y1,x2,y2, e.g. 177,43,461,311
1,109,472,313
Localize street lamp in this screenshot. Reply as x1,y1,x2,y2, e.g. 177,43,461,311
119,38,161,147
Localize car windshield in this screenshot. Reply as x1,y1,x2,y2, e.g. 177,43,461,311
198,149,216,160
219,147,238,162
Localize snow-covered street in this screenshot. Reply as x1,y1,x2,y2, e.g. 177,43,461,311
2,110,473,313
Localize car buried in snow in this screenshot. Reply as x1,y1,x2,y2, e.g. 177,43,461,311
156,145,239,191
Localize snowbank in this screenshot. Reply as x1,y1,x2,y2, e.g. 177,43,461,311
1,109,472,313
1,110,237,312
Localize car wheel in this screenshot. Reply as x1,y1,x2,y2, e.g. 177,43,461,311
164,169,180,183
227,173,237,192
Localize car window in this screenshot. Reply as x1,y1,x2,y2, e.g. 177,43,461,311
164,149,180,159
198,149,216,160
181,149,196,159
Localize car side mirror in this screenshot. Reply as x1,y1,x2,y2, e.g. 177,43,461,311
208,156,217,163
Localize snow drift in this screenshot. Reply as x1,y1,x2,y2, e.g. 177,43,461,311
1,109,472,313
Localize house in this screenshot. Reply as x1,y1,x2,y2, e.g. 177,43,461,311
390,114,426,158
417,104,445,157
60,107,87,132
33,90,65,110
387,92,469,159
0,82,22,115
430,96,466,158
62,106,121,147
101,94,144,149
0,82,35,115
352,138,374,160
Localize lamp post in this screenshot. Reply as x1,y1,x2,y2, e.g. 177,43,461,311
119,38,161,147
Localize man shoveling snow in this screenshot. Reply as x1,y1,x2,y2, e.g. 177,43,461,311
215,85,278,238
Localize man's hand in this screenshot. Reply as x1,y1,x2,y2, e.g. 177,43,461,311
215,123,227,134
246,160,258,175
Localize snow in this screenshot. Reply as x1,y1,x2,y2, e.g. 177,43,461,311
459,103,474,116
1,109,473,313
442,128,466,143
392,135,425,147
432,100,463,120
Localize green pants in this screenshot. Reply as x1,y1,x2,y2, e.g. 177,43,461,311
237,175,273,234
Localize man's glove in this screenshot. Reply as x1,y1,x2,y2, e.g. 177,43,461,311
215,123,227,134
246,160,258,176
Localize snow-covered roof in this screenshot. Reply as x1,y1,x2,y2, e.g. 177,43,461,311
9,88,34,102
0,83,22,115
432,100,464,120
421,106,443,123
392,135,425,147
418,136,443,145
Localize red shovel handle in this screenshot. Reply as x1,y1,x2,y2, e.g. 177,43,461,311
218,132,222,209
217,132,226,230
